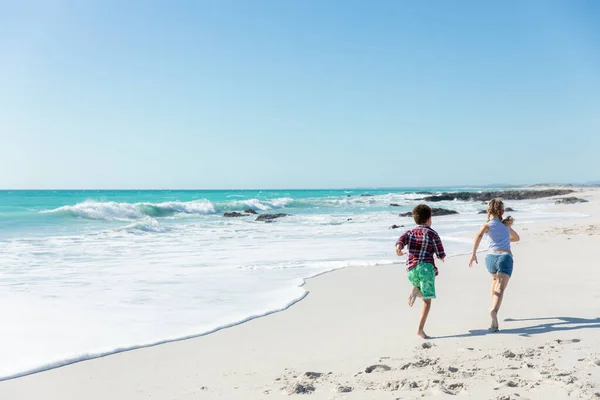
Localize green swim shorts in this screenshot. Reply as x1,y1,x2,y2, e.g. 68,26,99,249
407,263,436,299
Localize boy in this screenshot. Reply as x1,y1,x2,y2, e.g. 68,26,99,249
395,204,446,339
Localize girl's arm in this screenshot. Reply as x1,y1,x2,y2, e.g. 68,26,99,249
469,224,489,267
509,226,520,242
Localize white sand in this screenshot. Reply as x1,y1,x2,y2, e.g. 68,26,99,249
1,189,599,400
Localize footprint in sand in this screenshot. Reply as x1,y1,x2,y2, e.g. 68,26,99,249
365,364,391,373
556,338,581,344
303,372,323,379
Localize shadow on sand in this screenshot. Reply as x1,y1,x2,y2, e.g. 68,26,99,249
433,316,600,340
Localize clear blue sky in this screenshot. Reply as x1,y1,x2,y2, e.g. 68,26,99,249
1,0,599,189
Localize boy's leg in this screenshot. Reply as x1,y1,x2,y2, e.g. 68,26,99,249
407,268,422,307
408,286,422,307
415,263,435,338
418,299,432,339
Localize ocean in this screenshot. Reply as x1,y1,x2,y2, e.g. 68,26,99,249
0,189,582,380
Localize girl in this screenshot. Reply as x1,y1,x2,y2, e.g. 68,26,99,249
469,199,520,332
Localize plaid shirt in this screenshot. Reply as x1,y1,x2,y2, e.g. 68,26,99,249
396,225,446,275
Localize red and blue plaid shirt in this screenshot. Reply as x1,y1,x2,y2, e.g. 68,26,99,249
396,225,446,275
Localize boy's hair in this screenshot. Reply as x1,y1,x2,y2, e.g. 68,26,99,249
487,199,504,222
413,204,432,225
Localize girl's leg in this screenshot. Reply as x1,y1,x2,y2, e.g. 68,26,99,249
490,273,511,330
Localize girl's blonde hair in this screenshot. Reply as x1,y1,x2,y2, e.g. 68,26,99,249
486,199,504,222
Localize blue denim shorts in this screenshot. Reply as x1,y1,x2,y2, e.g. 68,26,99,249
485,253,513,276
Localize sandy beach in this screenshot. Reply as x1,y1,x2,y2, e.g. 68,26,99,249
1,189,599,400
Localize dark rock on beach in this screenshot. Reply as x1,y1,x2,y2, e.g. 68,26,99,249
244,209,258,214
255,213,290,222
420,189,573,202
223,212,245,217
389,224,404,229
399,208,458,217
389,203,401,207
555,197,588,204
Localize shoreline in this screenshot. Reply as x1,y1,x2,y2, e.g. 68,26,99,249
1,189,598,399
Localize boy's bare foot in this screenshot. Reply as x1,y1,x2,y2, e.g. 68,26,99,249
490,309,499,331
417,330,431,339
408,287,420,307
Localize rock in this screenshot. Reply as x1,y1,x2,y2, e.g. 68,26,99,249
389,224,404,229
365,364,391,373
409,381,419,389
337,386,352,393
244,209,258,214
360,194,373,197
555,197,588,204
255,213,290,222
401,208,458,217
292,383,315,394
389,203,401,207
422,342,434,349
448,366,459,373
431,208,459,216
347,218,353,221
223,212,244,217
420,189,573,202
304,372,322,379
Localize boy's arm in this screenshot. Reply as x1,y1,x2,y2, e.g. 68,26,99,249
432,232,446,261
395,232,408,256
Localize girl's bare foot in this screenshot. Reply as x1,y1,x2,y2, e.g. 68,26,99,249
417,330,430,339
408,287,420,307
490,309,499,331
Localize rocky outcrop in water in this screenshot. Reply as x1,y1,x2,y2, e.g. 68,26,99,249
390,203,401,207
244,209,258,214
399,208,458,217
389,224,404,229
555,197,588,204
255,213,290,222
223,212,245,217
478,207,515,214
420,189,573,202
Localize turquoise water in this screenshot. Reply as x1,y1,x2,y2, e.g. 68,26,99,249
0,188,449,238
